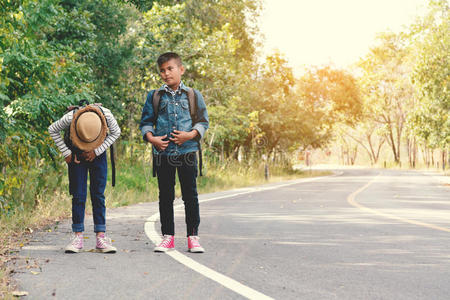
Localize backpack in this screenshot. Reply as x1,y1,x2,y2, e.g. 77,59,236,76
64,99,116,187
151,88,203,177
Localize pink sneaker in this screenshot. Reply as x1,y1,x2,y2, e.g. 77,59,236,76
188,236,204,253
96,233,117,253
65,233,83,253
154,235,174,252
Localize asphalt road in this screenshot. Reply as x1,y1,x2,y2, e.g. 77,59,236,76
13,168,450,299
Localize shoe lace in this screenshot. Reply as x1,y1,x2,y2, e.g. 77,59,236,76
71,234,82,247
159,235,173,247
189,236,200,247
97,235,111,247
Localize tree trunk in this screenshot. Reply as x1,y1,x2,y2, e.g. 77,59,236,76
350,146,358,165
431,149,435,166
386,128,399,163
407,137,412,167
374,138,384,165
442,149,446,170
407,137,417,168
422,146,429,167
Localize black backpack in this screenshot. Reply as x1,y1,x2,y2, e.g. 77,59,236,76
64,99,116,187
151,88,203,177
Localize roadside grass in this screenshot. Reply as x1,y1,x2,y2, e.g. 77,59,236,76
0,158,329,297
0,189,72,298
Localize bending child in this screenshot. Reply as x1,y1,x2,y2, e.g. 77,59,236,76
48,101,121,253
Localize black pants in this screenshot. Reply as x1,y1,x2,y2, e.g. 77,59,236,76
155,152,200,236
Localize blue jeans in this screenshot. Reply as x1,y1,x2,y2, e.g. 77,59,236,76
155,152,200,236
68,152,107,233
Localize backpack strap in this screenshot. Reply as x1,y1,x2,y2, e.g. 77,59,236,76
198,143,203,176
186,88,203,176
152,88,196,124
187,88,197,123
64,106,79,152
151,89,162,178
93,104,116,187
152,89,163,123
152,154,157,177
110,143,116,187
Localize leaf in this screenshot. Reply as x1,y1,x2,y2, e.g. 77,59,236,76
30,271,40,275
0,93,10,101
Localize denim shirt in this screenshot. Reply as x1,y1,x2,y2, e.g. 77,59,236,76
139,82,209,156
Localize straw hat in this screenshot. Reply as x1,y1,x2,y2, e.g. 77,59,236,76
70,105,108,151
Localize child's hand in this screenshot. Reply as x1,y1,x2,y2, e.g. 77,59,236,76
65,154,80,164
81,151,96,162
150,135,169,151
169,130,196,145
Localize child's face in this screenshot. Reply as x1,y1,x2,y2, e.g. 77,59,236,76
159,59,185,90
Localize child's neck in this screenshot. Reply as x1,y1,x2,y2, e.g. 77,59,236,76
168,82,181,91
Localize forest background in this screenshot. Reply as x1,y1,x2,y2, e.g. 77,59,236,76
0,0,448,291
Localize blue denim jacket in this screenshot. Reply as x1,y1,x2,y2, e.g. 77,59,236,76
139,82,209,155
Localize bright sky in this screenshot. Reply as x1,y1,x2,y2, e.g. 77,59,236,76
259,0,428,73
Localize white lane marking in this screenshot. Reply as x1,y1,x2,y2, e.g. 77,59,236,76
21,245,61,251
347,173,450,233
145,221,272,299
144,173,339,299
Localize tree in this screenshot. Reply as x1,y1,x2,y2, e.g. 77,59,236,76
410,0,449,154
136,1,263,157
296,65,363,150
0,0,95,213
254,52,296,156
358,32,415,164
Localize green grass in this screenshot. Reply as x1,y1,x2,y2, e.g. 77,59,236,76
0,157,329,297
104,158,330,207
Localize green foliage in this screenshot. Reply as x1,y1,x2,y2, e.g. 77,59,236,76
2,0,447,219
410,0,449,148
296,65,362,149
0,0,95,213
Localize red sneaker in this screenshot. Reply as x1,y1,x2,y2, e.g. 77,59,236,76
154,235,175,252
188,236,205,253
65,233,83,253
96,233,117,253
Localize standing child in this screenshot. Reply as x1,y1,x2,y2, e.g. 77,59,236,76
48,101,121,253
140,52,209,252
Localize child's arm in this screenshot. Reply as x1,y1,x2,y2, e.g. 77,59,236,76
191,90,209,141
48,111,73,159
139,91,156,142
93,108,121,157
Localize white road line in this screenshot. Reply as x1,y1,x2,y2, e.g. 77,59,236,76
144,174,338,300
347,172,450,233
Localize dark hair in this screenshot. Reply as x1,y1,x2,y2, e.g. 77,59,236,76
157,52,182,67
